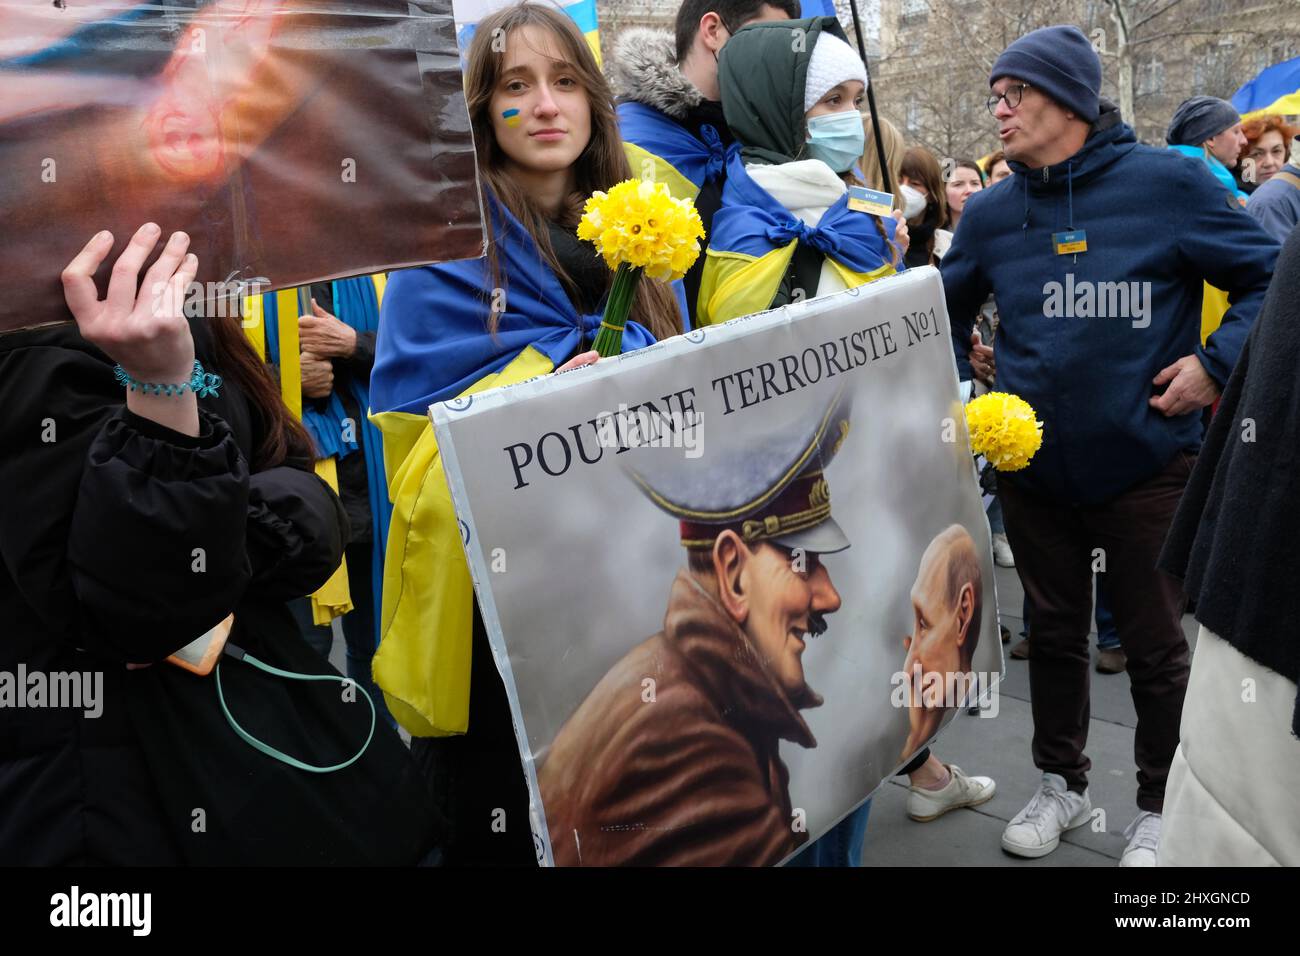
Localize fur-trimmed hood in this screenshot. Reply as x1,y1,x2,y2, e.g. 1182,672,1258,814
608,27,703,121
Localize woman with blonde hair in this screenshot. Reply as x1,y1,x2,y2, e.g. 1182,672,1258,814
369,1,684,865
859,112,906,197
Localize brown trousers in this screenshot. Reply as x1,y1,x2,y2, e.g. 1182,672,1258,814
1000,453,1194,812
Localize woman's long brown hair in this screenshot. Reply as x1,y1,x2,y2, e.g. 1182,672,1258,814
463,2,682,342
207,314,315,471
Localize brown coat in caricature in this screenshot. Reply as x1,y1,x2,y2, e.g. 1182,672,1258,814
538,569,820,866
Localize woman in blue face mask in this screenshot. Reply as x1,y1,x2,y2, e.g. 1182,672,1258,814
696,17,909,325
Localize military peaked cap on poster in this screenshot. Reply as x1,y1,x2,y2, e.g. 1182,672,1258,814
628,387,853,555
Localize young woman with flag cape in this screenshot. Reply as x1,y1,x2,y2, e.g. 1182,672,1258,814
697,17,907,326
369,2,682,866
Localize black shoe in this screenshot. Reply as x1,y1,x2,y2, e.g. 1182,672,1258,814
1096,648,1127,674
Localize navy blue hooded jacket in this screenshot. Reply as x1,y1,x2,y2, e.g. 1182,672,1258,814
942,102,1279,505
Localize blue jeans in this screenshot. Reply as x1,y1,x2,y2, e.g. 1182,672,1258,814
988,495,1006,535
1095,574,1120,650
1023,577,1120,650
785,799,871,867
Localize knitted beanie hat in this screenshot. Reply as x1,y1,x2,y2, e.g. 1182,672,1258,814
989,25,1102,122
803,33,868,113
1166,96,1241,146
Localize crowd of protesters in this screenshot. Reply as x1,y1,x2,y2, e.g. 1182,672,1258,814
2,0,1295,869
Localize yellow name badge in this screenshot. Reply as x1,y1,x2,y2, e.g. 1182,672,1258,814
847,186,894,217
1053,229,1088,255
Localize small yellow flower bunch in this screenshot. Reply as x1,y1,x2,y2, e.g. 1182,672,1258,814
964,392,1043,471
578,179,704,281
577,179,704,357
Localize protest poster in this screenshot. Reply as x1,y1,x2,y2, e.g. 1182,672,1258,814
432,267,1004,866
0,0,483,332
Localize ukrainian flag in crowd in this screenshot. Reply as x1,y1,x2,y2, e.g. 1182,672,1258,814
1232,55,1300,121
453,0,600,64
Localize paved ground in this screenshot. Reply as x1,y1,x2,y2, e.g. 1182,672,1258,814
861,563,1199,867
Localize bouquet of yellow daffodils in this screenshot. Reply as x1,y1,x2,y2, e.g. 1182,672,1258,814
964,392,1043,472
577,179,704,357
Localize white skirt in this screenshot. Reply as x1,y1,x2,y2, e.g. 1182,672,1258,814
1159,625,1300,866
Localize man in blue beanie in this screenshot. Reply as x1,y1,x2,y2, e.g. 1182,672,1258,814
942,25,1279,866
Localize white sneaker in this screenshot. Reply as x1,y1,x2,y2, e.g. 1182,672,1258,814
1001,773,1091,858
1119,811,1161,867
907,764,996,821
992,533,1015,567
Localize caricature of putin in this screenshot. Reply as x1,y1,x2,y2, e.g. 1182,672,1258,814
900,525,983,762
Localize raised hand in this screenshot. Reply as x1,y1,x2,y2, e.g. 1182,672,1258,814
61,224,201,435
62,223,198,383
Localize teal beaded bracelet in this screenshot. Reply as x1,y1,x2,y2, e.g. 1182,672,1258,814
114,360,222,398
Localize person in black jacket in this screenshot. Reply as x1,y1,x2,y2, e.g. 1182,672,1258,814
1157,226,1300,865
0,223,438,865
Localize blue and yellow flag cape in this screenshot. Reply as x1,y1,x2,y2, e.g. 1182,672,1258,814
368,196,655,736
618,100,736,203
697,153,901,325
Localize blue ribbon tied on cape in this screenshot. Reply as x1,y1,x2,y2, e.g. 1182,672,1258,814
371,194,657,417
708,152,901,273
616,101,737,192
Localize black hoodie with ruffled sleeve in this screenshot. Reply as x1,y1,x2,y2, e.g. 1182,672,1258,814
0,318,438,864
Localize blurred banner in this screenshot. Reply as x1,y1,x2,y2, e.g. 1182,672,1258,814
452,0,599,62
0,0,483,333
431,268,1004,866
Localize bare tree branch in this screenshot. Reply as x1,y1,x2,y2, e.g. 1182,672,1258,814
1132,0,1188,31
1130,28,1253,45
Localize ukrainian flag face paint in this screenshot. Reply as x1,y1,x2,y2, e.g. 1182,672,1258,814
503,108,521,128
